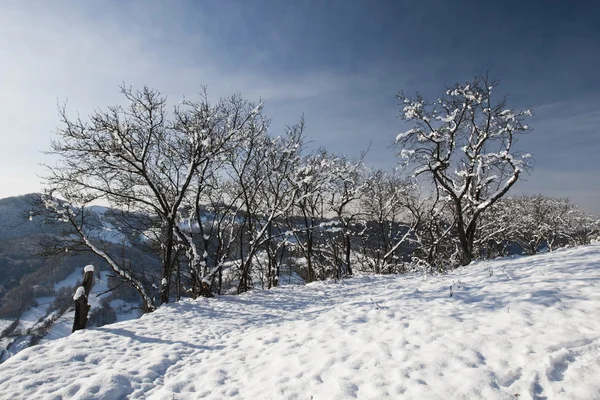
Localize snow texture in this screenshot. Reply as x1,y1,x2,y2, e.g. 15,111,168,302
1,245,600,399
54,269,85,292
84,265,95,273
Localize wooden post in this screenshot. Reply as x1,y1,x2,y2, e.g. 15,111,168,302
72,265,95,333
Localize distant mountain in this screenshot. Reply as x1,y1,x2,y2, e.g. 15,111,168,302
0,193,64,240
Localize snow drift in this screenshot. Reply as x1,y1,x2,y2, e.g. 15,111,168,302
1,245,599,399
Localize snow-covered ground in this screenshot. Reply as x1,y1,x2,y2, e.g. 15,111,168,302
1,245,600,399
87,207,132,246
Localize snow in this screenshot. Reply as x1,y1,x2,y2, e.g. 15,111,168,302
73,287,85,301
54,270,84,292
0,319,13,334
109,300,143,323
12,306,52,332
85,206,132,246
88,205,109,215
395,128,418,142
40,271,140,344
89,220,131,246
84,265,95,273
1,245,600,399
40,312,74,342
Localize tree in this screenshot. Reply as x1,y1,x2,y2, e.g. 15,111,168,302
287,150,333,282
564,207,600,246
405,187,457,272
326,155,366,278
358,169,417,273
172,91,264,298
472,197,513,259
43,86,264,309
226,122,304,293
503,195,558,255
395,75,533,266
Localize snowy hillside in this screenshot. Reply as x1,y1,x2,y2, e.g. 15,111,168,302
1,246,600,399
0,268,142,363
0,193,161,364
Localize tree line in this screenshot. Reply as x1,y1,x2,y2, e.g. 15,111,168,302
40,76,599,311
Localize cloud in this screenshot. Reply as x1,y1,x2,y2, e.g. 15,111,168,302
0,1,375,199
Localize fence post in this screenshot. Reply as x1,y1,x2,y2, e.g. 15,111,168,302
72,265,95,333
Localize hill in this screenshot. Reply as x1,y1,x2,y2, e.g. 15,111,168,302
0,245,598,399
0,194,157,363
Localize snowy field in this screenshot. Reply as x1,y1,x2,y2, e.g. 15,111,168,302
1,246,599,399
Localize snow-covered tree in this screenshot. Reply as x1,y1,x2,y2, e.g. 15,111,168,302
252,121,306,289
404,189,459,272
395,75,533,266
172,91,265,298
473,195,597,258
43,86,265,308
505,195,561,255
472,198,513,259
224,120,304,293
286,149,335,282
358,169,418,273
564,207,600,246
326,155,366,278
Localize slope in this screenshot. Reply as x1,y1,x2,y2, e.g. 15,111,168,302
0,245,599,399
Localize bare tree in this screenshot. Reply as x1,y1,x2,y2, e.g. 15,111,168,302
564,207,600,246
472,198,513,259
326,155,366,278
286,149,336,281
172,92,263,297
359,170,418,273
253,120,306,289
43,86,266,308
225,120,304,293
395,75,533,266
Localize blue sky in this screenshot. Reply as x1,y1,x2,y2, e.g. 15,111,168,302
1,0,599,212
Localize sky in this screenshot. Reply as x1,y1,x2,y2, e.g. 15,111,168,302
1,0,599,213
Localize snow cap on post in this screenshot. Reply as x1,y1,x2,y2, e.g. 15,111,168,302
73,286,86,301
84,265,95,273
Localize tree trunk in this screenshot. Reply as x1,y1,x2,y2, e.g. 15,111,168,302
454,205,473,267
345,232,353,276
306,229,314,282
161,225,176,304
456,228,472,266
160,272,169,304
